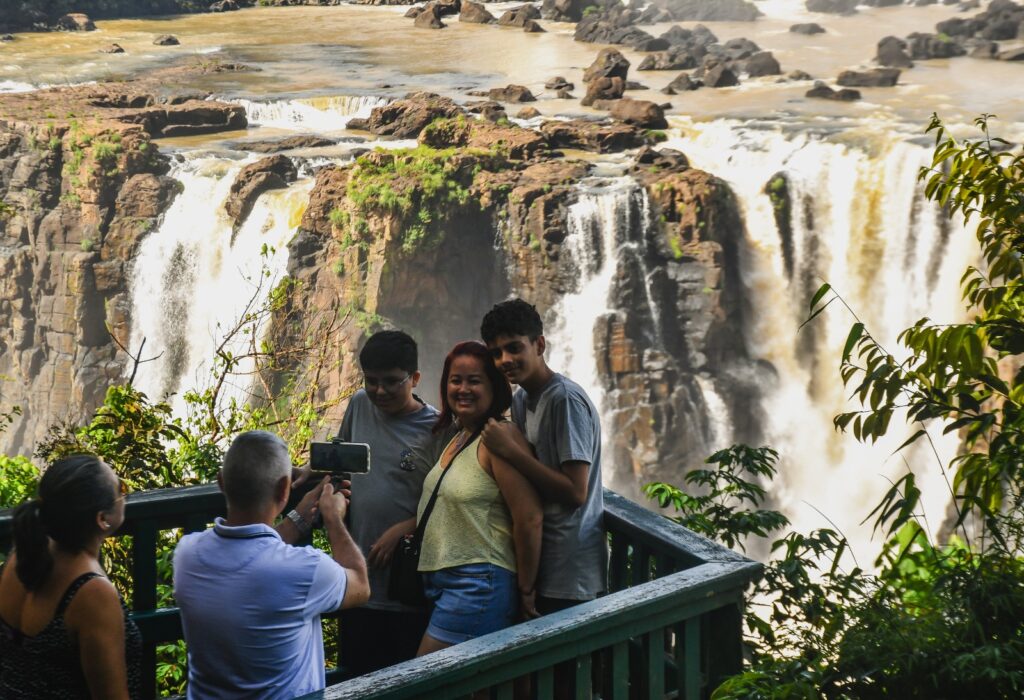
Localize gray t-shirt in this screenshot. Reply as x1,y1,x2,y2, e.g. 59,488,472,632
511,373,608,600
338,390,440,611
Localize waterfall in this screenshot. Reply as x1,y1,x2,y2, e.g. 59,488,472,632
662,118,977,560
234,95,389,131
128,155,313,416
546,177,638,391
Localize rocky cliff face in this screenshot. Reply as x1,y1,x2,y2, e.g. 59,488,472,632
269,96,763,490
1,85,760,490
0,83,244,454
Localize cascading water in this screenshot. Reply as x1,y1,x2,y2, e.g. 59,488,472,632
234,95,389,131
128,154,313,416
661,118,978,561
546,177,639,392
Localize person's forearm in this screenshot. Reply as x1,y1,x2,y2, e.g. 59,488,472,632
513,520,542,594
505,443,580,506
324,515,366,573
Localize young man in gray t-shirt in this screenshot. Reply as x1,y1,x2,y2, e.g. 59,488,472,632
336,330,441,675
480,299,608,615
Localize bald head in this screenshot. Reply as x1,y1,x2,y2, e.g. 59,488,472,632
221,431,292,510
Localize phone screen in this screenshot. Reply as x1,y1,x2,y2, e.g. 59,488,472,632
309,442,371,474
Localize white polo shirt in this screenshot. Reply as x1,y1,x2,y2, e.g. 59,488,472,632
173,518,347,700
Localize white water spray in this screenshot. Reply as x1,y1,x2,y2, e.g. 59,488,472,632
662,118,977,561
235,95,389,131
128,155,313,416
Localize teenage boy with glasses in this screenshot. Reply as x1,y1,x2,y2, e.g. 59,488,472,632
335,330,447,676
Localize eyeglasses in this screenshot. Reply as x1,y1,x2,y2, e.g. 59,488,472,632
364,373,412,394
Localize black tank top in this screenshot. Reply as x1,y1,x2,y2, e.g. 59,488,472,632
0,571,142,699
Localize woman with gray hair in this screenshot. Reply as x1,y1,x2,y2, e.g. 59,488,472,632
0,454,141,699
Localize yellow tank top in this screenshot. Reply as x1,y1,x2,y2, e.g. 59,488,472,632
416,435,517,573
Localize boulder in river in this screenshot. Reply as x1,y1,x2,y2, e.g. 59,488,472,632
541,0,590,22
806,0,859,14
460,1,495,23
497,5,540,27
702,61,740,88
99,44,125,54
347,92,462,137
806,81,861,100
608,98,668,129
245,135,338,153
906,32,967,59
836,68,900,87
414,5,447,29
649,0,762,21
876,36,914,67
583,48,631,83
516,106,541,119
744,51,782,77
55,13,96,31
488,85,536,102
790,22,826,34
0,35,13,41
522,19,545,32
582,76,626,106
637,47,700,71
545,76,574,91
667,72,701,92
153,34,180,45
999,46,1024,60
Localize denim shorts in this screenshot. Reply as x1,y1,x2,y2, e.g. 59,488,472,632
423,563,517,644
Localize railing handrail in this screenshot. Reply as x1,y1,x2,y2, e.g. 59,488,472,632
0,484,764,700
302,559,759,699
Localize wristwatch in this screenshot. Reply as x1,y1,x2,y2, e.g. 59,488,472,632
286,509,312,535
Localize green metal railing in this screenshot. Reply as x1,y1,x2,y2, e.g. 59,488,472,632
0,487,761,700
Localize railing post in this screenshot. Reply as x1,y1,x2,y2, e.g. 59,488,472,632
703,602,743,698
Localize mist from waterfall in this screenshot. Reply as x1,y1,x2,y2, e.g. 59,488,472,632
127,155,313,417
662,118,978,562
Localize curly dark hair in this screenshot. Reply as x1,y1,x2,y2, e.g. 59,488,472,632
480,298,544,344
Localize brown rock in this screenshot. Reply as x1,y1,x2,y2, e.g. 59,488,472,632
545,76,574,91
583,48,631,83
153,34,180,46
414,5,447,28
243,135,337,153
347,92,462,138
225,155,298,227
523,20,545,32
55,13,96,31
498,5,541,26
488,85,536,102
539,119,647,153
420,119,548,160
609,98,668,129
836,68,900,87
581,76,625,106
460,1,495,23
99,44,125,54
516,106,541,119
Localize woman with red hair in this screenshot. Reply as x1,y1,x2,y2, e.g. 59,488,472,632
415,341,543,656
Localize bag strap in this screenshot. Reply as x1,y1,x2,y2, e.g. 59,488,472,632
412,428,479,546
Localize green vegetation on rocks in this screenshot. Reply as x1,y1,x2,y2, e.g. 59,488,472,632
342,144,507,253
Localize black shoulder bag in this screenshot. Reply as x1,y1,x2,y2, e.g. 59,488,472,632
388,429,479,607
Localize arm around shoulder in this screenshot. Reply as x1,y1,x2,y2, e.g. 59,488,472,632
65,577,132,700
